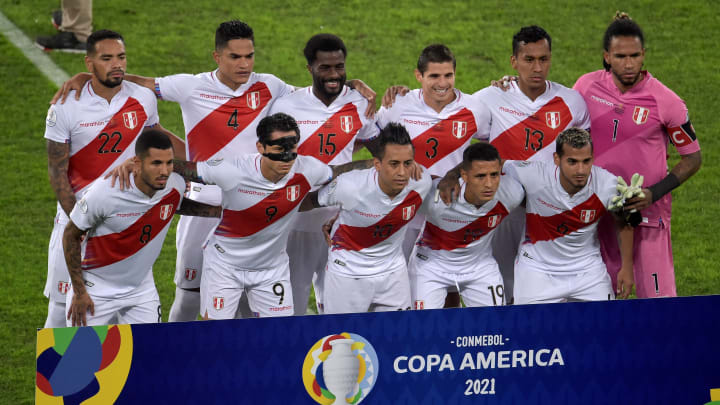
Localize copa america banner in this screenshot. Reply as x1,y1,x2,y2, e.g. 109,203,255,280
36,295,720,404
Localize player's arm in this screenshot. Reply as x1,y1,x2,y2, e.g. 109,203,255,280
299,191,321,212
47,140,76,216
171,159,206,183
52,72,157,104
176,198,221,217
614,218,634,299
330,159,373,179
381,85,410,108
346,79,377,118
63,220,94,326
436,162,463,205
625,150,702,212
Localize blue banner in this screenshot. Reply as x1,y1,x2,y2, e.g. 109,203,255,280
37,295,720,404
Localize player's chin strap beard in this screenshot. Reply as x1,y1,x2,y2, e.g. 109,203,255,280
262,135,300,162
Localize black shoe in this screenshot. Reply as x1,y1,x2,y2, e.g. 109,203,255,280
52,10,62,30
36,31,86,53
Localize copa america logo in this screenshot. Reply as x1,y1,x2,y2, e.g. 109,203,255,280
302,332,379,404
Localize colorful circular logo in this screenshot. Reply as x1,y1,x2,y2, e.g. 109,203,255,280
302,332,379,404
36,324,133,404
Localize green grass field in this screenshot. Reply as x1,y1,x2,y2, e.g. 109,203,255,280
1,1,718,402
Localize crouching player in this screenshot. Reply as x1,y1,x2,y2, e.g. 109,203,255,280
64,130,220,327
301,123,433,313
410,142,525,309
504,128,635,304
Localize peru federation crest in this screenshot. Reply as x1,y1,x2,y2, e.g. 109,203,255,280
286,184,301,202
580,209,596,223
340,115,354,134
402,205,415,221
123,111,138,129
545,111,561,129
159,204,174,220
58,281,70,294
452,121,467,139
184,268,197,281
213,297,224,310
247,91,261,110
632,106,650,125
487,214,501,228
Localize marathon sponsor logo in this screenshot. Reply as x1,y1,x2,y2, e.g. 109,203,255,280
116,212,143,218
237,188,269,196
536,198,564,212
415,253,428,261
296,120,322,125
498,106,528,117
214,244,225,253
441,216,474,224
403,118,432,126
199,93,231,101
79,120,109,128
590,95,616,107
84,281,94,287
353,209,382,218
268,305,292,312
333,259,347,267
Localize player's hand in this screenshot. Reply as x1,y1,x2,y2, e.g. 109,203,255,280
381,85,410,108
436,172,461,205
616,266,634,299
104,157,137,190
349,79,377,119
67,291,95,326
490,75,517,92
609,173,645,211
408,162,424,181
51,72,92,104
322,213,339,246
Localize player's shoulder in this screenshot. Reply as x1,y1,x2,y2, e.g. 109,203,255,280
123,81,156,102
573,70,606,91
390,89,422,110
410,166,433,192
252,72,288,88
644,72,684,104
472,85,502,99
167,172,186,192
497,174,525,205
342,86,370,105
273,85,309,105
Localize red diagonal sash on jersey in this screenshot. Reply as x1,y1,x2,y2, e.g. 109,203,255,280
297,103,362,163
420,202,509,250
81,189,181,270
187,82,271,161
215,173,310,238
525,194,606,243
490,96,572,160
413,108,477,168
331,191,423,251
68,98,147,193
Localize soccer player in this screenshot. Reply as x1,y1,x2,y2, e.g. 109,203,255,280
64,130,219,327
268,34,380,315
302,123,433,314
410,142,525,309
573,13,702,297
43,29,184,328
503,128,634,304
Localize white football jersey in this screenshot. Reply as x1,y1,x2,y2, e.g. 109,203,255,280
473,81,591,161
69,173,185,299
44,81,160,221
416,176,525,270
318,167,433,277
376,89,490,177
197,154,333,269
156,71,295,160
503,160,617,273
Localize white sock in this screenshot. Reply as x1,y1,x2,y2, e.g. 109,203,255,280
168,287,200,322
44,300,67,328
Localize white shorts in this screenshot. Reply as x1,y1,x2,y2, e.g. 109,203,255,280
323,268,411,314
65,285,161,326
410,253,505,309
513,257,614,305
491,206,525,301
45,217,72,303
201,250,294,319
286,229,327,315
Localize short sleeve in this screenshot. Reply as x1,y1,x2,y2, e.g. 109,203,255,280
317,176,342,207
594,166,620,207
302,156,333,187
502,160,538,187
375,105,392,130
155,74,198,104
143,92,160,127
496,175,526,211
657,87,700,155
44,103,72,144
470,89,493,141
197,158,241,190
69,181,106,231
357,111,380,142
569,91,591,131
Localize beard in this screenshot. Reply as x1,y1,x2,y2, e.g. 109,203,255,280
94,67,124,88
315,75,346,99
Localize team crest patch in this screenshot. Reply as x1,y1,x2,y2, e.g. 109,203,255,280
580,209,596,223
633,106,650,125
58,281,70,294
159,204,174,220
340,115,353,133
184,268,197,281
402,205,415,221
206,158,224,166
286,184,301,201
545,111,561,129
46,105,57,127
247,91,261,110
452,121,467,139
123,111,138,129
414,300,424,309
488,214,501,228
213,297,224,310
78,198,88,214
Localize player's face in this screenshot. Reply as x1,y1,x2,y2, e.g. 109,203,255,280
604,36,645,92
214,38,255,90
257,130,299,179
308,50,347,101
511,39,551,95
85,39,126,88
138,147,174,193
461,160,501,206
415,62,456,108
374,144,415,197
554,144,593,194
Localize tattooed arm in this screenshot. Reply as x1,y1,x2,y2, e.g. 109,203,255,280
330,159,374,179
176,198,221,217
63,221,94,326
47,140,75,216
172,159,206,183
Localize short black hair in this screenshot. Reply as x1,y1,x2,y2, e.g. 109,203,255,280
602,12,645,70
256,113,300,145
376,123,414,160
417,44,456,74
555,127,593,157
215,20,254,50
303,33,347,65
461,142,501,170
86,29,124,55
512,25,551,55
135,129,173,159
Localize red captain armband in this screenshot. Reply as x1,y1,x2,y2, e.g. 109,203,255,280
667,120,697,147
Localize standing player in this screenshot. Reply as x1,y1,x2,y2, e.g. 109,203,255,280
410,143,524,309
503,128,634,304
64,130,220,327
43,29,184,328
302,123,433,314
269,34,379,315
573,13,702,297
